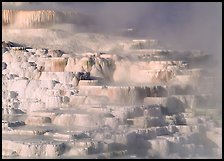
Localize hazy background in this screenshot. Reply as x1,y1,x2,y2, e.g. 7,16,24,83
2,2,222,158
2,2,222,56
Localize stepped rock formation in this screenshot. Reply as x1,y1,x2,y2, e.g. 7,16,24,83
2,10,222,159
2,9,92,28
2,39,221,159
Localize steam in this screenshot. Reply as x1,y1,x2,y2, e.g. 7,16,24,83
2,2,221,55
3,1,221,109
3,0,221,121
2,2,222,158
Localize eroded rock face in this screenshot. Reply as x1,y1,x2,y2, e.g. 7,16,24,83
2,39,221,159
113,60,178,84
2,10,92,28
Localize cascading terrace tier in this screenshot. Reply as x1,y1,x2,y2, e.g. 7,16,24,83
2,39,221,159
2,9,92,28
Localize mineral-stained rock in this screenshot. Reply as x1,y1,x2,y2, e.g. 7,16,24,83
106,86,147,104
45,96,62,109
64,57,76,72
131,116,165,128
3,139,66,158
31,69,42,80
92,57,115,81
2,9,92,28
46,58,67,72
77,86,147,105
2,34,220,159
25,116,51,125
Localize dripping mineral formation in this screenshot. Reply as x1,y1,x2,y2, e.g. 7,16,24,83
2,9,222,159
2,9,92,28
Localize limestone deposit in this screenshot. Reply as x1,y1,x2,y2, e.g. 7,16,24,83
2,10,222,159
2,9,91,28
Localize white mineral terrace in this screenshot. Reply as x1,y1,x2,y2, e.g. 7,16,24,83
2,10,222,159
2,10,87,28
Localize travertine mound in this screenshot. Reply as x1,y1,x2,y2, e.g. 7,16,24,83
2,9,91,28
2,6,221,158
2,39,221,159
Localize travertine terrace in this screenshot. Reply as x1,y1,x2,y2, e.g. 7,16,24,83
2,9,222,159
2,9,91,28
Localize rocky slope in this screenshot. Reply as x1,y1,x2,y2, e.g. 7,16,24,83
2,39,222,159
2,9,221,159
